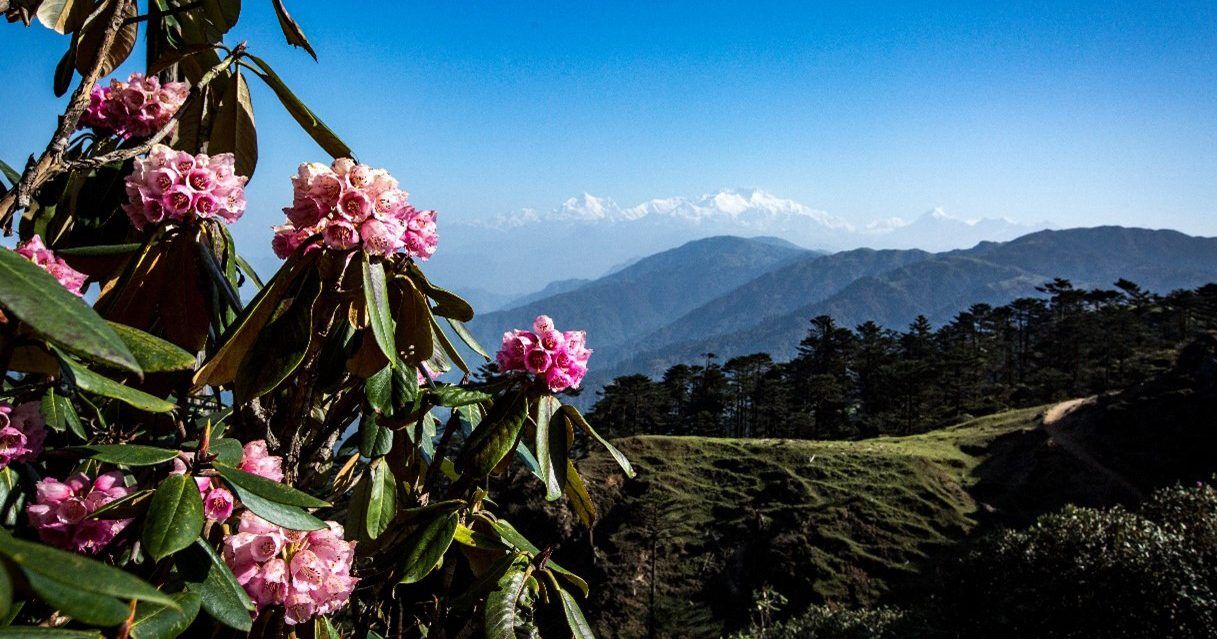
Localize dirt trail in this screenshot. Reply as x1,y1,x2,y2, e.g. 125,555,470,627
1040,396,1143,499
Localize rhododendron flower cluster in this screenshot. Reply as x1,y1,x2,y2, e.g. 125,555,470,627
80,72,189,139
223,512,357,625
122,144,248,229
171,439,284,522
273,158,438,259
496,315,592,392
15,235,87,296
0,401,46,470
27,472,133,554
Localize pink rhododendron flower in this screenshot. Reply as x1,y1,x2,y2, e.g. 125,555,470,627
80,72,188,139
222,512,357,625
273,159,438,259
239,440,285,483
14,235,87,296
170,440,283,522
26,471,132,554
123,145,247,229
0,401,46,469
496,315,592,392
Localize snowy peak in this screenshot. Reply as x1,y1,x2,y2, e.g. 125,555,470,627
487,188,853,231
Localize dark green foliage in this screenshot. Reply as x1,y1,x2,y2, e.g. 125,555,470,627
590,279,1217,439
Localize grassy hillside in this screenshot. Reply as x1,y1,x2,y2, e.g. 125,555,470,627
504,349,1217,638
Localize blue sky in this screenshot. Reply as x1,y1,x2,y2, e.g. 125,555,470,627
2,0,1215,263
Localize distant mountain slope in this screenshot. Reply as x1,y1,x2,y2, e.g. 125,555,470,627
467,236,811,355
608,227,1217,377
627,247,933,360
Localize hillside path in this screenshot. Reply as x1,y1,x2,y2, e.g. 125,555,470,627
1040,397,1143,499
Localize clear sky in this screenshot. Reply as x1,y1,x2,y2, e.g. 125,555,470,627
2,0,1215,261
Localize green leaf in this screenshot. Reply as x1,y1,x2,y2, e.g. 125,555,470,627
270,0,316,59
221,481,325,531
365,362,418,419
535,396,566,501
358,414,393,458
87,489,153,521
208,68,258,178
76,444,180,467
489,519,586,593
21,568,129,626
557,586,596,639
364,458,396,541
55,243,143,256
143,474,205,561
130,591,201,639
213,464,328,508
562,405,635,478
0,248,140,374
431,385,491,408
0,529,176,608
0,561,11,622
108,322,197,373
445,317,490,360
41,387,85,439
61,358,175,413
36,0,90,33
407,265,474,322
315,616,339,639
179,539,254,632
484,559,531,639
0,628,102,638
399,512,458,584
0,159,20,188
361,255,397,368
563,460,598,528
455,392,528,477
243,55,352,159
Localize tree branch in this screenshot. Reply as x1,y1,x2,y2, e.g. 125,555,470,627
0,0,132,235
69,45,242,170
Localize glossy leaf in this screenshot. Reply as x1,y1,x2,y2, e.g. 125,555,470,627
407,265,474,322
107,322,197,373
399,512,458,584
213,464,329,508
179,539,255,632
0,628,101,638
0,561,10,622
219,480,325,531
358,414,393,458
432,385,491,408
21,569,129,626
61,358,175,413
76,444,178,466
456,392,528,477
364,458,395,541
53,40,76,97
208,69,258,178
0,530,176,607
557,586,596,639
243,55,352,159
365,362,418,420
564,460,598,527
534,396,565,501
361,255,397,369
270,0,316,59
74,0,137,76
445,317,490,360
143,474,205,561
394,276,434,364
562,405,635,478
0,159,19,187
129,591,202,639
484,559,531,639
40,387,84,439
0,248,140,374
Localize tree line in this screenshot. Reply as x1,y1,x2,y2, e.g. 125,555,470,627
588,279,1217,440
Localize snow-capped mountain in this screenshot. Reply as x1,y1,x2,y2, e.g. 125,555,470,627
425,189,1050,297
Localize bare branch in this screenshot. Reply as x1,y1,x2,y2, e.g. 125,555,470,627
0,0,132,234
69,47,242,170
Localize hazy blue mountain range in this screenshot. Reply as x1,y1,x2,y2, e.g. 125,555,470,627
427,189,1048,295
464,227,1217,393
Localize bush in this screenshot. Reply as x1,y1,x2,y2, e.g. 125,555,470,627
730,604,911,639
